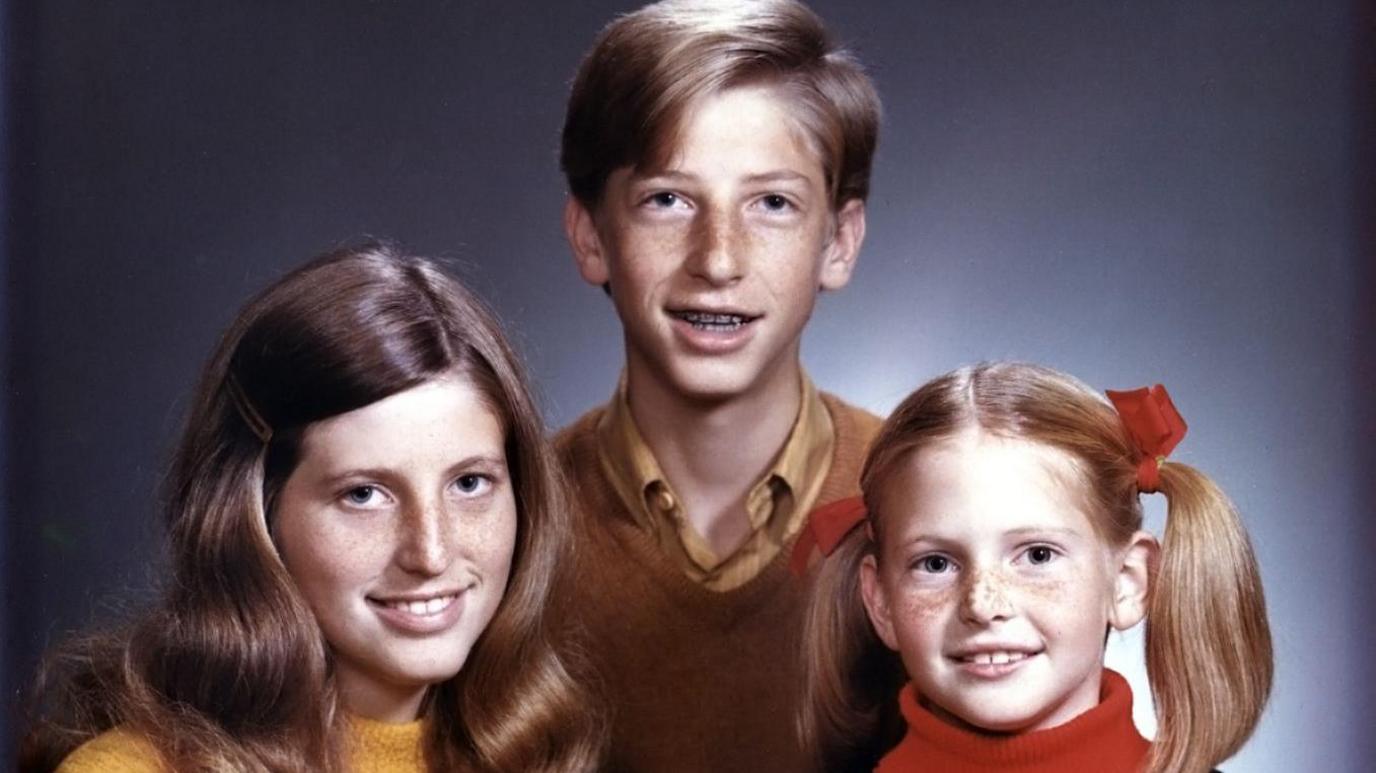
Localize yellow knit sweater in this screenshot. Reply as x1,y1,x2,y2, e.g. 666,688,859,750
56,715,427,772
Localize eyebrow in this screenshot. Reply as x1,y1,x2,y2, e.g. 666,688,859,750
316,455,506,489
1002,526,1084,540
629,170,696,186
632,170,812,186
894,526,1084,550
742,170,812,185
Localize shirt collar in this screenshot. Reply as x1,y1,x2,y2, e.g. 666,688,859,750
595,371,833,531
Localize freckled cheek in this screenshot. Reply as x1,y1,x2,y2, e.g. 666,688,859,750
453,506,519,568
615,226,685,264
1018,575,1073,605
1016,575,1110,639
304,532,390,587
895,586,960,622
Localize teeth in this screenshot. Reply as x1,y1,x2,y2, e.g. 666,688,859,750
964,651,1029,665
387,595,455,616
677,311,747,330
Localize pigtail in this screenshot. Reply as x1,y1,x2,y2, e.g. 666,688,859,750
1145,462,1272,773
797,528,905,772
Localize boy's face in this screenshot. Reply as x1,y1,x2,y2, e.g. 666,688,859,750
565,85,864,403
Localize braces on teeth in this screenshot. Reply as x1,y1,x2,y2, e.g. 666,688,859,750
678,311,747,330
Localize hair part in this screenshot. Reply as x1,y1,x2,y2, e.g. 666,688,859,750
22,242,604,771
560,0,881,209
799,362,1272,772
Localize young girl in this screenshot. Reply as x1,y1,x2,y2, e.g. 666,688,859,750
796,362,1272,772
21,244,604,772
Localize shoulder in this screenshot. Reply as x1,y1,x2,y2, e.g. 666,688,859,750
57,729,165,773
552,404,608,460
819,391,884,447
551,403,621,532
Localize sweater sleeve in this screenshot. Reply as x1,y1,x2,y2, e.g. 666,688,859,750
56,729,164,773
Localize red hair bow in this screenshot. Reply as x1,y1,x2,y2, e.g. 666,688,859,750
789,496,868,577
1106,384,1188,493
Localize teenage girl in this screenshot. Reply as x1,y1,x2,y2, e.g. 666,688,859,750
21,244,604,772
796,362,1271,772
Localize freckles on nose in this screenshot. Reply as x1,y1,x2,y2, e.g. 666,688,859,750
696,213,734,254
963,569,1015,613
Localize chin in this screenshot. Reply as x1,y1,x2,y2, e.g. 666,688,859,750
963,708,1043,734
387,660,467,689
930,694,1048,735
666,360,767,402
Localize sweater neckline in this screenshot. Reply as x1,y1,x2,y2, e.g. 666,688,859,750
879,669,1149,771
346,714,425,761
590,392,870,607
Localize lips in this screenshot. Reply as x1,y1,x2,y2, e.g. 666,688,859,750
949,644,1043,661
958,651,1033,666
947,645,1044,677
367,590,468,634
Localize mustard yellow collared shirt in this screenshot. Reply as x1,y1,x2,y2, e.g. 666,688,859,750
596,373,835,591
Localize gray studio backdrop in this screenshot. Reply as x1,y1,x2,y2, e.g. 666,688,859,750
4,2,1372,769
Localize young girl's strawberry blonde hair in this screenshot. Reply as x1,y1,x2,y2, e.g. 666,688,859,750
798,362,1272,772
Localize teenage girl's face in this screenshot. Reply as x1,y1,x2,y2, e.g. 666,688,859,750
860,431,1151,734
274,377,517,722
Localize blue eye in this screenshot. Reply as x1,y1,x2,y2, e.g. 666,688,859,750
344,485,380,506
760,194,791,211
1026,546,1057,565
648,192,680,208
918,555,953,573
453,474,493,497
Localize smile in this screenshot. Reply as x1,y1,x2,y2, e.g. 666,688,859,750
367,590,468,634
959,651,1032,666
373,594,459,617
669,309,759,332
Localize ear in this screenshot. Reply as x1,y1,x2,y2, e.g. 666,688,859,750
1108,530,1159,631
563,196,610,287
859,554,900,651
818,198,866,291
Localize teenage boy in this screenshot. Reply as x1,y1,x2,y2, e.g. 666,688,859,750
556,1,882,770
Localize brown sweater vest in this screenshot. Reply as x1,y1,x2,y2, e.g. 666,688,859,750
554,393,882,773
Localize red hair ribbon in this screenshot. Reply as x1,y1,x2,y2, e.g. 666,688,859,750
1106,384,1188,494
789,496,869,577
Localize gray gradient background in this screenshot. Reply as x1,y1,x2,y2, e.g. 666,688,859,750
3,1,1373,770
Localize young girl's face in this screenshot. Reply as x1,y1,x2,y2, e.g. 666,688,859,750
273,376,518,722
860,430,1151,734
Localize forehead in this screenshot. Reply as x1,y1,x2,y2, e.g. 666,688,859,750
295,377,503,466
880,432,1097,537
638,84,828,178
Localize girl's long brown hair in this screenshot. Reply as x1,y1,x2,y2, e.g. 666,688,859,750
799,362,1272,773
21,243,604,771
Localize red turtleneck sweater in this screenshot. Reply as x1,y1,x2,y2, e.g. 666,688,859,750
876,669,1150,773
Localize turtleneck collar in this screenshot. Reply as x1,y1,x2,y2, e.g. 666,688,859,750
876,669,1150,773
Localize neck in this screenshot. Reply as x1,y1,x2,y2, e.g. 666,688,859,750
335,669,428,724
624,356,803,550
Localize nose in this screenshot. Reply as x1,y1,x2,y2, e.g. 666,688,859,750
958,568,1015,625
395,498,451,576
685,205,744,286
